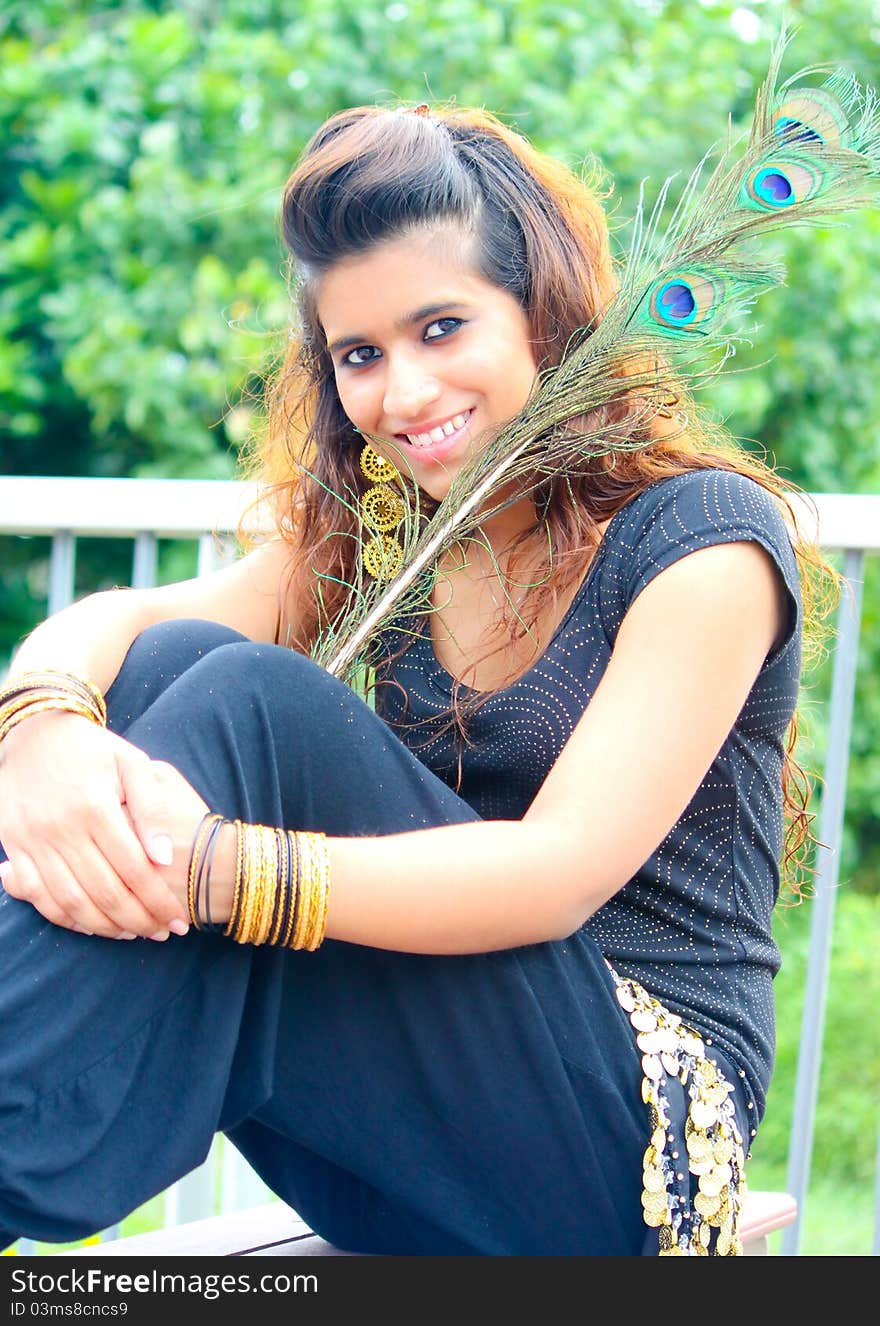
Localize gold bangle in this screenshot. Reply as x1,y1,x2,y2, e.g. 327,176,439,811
281,831,299,949
294,831,330,952
301,836,321,951
214,820,327,951
308,834,330,951
268,830,288,948
243,822,269,946
0,690,100,725
254,825,277,947
290,832,312,951
234,823,258,945
253,824,271,944
309,857,330,952
0,671,106,725
224,820,245,941
0,696,100,744
0,669,106,745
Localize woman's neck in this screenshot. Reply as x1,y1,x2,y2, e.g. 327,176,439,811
472,492,538,559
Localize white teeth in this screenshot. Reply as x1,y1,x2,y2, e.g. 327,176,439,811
405,410,471,448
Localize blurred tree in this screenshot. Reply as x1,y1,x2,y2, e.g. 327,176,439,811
2,0,878,486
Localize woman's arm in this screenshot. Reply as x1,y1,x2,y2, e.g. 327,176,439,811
103,538,786,952
0,537,298,940
5,536,296,689
320,539,788,951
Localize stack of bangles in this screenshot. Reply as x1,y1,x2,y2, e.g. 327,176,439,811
0,670,107,744
187,813,330,951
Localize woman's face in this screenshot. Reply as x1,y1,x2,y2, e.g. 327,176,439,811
314,227,539,503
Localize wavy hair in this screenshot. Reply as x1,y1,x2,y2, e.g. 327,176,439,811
240,101,842,901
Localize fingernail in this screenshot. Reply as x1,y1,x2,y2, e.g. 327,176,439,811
148,834,174,866
169,919,189,936
118,931,137,941
72,925,93,936
150,930,170,942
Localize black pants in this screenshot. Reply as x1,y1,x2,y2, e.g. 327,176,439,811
0,620,650,1255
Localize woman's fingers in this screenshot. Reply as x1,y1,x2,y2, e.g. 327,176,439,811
11,840,148,939
0,719,192,939
49,834,174,938
113,742,180,868
2,833,175,941
93,798,190,935
1,779,192,939
0,850,83,935
117,753,211,918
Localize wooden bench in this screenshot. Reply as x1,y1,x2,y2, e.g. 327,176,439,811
59,1190,797,1258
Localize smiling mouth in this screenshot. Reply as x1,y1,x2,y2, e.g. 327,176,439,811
398,409,474,451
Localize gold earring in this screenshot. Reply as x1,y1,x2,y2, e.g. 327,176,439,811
359,443,405,581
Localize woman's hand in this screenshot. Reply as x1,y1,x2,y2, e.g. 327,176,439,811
119,756,216,923
0,711,195,940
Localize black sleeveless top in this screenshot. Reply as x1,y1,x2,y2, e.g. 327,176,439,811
374,468,803,1123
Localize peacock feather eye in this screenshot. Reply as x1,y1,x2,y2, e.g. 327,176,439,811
773,117,824,149
741,160,824,211
648,272,722,332
771,88,852,151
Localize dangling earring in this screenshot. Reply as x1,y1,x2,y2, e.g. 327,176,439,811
359,443,405,581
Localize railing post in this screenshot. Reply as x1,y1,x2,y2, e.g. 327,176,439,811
48,532,76,616
165,1142,220,1226
781,548,865,1255
198,533,222,577
131,532,158,588
220,1139,271,1213
874,1104,880,1255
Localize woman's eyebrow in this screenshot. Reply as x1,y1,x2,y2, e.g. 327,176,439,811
326,301,474,356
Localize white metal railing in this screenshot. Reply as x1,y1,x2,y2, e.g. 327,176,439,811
1,476,878,1255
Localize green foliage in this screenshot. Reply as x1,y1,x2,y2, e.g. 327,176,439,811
748,889,880,1253
753,890,880,1188
3,0,879,491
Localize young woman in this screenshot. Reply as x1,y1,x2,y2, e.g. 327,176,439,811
0,103,837,1256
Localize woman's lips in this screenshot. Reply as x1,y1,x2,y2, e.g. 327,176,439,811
395,409,474,464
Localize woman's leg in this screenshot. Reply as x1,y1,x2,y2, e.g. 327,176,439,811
227,931,649,1254
117,626,648,1254
0,621,647,1253
0,624,280,1245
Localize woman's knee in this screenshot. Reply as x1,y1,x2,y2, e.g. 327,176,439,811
177,641,358,732
107,618,251,731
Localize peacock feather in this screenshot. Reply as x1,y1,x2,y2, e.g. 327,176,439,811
307,29,880,687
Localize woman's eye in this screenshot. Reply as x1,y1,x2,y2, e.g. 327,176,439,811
424,317,463,340
344,345,380,366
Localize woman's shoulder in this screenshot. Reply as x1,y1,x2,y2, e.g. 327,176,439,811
614,466,790,535
598,466,802,656
605,467,797,568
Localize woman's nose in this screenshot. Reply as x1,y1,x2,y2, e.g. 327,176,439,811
382,354,442,421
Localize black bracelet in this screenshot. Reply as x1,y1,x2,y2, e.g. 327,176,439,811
285,830,301,949
198,815,226,934
273,827,294,947
186,811,216,930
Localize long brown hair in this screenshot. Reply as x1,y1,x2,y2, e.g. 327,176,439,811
240,101,842,900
